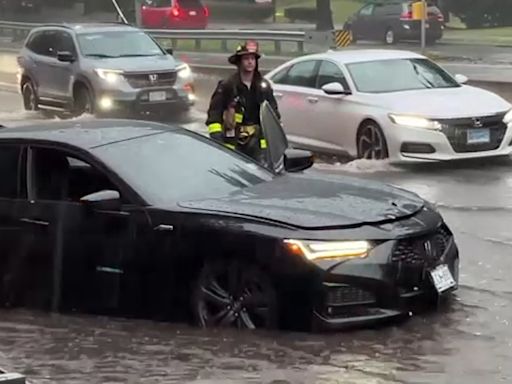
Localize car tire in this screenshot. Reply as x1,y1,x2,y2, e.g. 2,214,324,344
73,85,94,116
191,259,278,330
22,81,39,112
357,120,389,160
384,28,396,45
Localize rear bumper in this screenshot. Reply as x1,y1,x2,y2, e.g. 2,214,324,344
398,21,443,41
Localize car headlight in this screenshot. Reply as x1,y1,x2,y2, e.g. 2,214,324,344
177,63,192,79
284,239,372,261
389,114,442,130
504,109,512,124
95,69,123,84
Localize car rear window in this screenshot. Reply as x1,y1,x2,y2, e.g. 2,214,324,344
178,0,203,8
0,145,22,199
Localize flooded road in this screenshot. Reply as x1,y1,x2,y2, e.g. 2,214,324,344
1,90,512,383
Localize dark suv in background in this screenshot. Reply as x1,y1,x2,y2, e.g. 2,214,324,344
347,1,444,45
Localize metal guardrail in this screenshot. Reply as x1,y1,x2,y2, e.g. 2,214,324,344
0,20,306,54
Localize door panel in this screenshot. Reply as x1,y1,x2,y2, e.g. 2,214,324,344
13,146,150,314
310,60,361,155
270,60,320,145
0,144,26,306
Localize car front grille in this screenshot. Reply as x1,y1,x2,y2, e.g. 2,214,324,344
392,225,452,265
124,71,177,88
325,284,375,306
439,113,507,153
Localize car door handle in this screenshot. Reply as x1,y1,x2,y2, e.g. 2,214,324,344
19,218,49,227
307,96,319,104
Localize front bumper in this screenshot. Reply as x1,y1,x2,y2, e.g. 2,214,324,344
95,86,195,116
384,119,512,163
310,224,459,331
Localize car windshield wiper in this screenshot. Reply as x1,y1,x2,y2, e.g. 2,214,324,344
117,54,160,57
412,63,436,89
85,53,119,58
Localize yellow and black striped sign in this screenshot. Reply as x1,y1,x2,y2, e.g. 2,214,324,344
334,29,353,48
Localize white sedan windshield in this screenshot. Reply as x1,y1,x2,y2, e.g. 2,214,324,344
347,58,460,93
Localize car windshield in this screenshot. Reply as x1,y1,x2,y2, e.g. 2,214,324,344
77,31,164,58
347,58,460,93
93,130,275,205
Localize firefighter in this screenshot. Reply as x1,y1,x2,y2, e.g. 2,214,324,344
205,40,281,165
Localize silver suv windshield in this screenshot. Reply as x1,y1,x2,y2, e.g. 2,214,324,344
77,30,165,58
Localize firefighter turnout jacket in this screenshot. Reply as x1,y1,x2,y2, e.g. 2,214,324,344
206,72,281,152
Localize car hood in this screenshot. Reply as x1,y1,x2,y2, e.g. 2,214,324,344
90,55,177,72
178,174,425,229
370,85,511,118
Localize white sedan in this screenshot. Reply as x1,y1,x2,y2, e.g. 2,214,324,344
265,49,512,162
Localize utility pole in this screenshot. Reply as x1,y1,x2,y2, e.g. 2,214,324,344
420,0,426,53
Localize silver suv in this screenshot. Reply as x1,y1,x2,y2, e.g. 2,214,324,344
17,23,195,117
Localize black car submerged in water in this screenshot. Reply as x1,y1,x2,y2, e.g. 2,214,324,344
0,114,459,331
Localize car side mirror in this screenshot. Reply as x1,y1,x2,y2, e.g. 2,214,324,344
454,74,468,84
321,82,351,96
80,190,121,211
57,51,75,63
165,48,174,55
284,148,314,172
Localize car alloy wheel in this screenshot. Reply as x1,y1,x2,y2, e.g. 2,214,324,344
22,82,38,111
357,121,389,160
385,29,395,45
193,260,278,330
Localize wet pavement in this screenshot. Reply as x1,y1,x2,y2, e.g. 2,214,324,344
1,90,512,383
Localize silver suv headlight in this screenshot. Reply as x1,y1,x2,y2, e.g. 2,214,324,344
95,69,123,84
177,63,192,79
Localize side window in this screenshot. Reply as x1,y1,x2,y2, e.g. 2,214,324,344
359,4,374,16
270,66,290,84
0,145,22,199
55,32,77,55
317,60,349,90
284,60,318,88
26,31,58,57
29,148,124,203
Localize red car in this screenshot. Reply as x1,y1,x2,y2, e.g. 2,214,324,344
141,0,209,29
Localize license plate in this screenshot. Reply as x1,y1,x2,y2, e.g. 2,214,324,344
189,10,197,15
429,264,456,293
467,128,490,144
149,91,166,102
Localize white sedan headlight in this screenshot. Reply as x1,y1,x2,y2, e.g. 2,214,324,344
284,239,372,261
389,113,442,130
504,109,512,124
177,63,192,79
95,69,123,84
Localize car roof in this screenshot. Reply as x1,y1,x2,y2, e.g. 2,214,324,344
0,119,180,149
31,22,140,35
295,49,425,65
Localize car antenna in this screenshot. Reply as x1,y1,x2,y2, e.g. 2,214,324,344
110,0,129,24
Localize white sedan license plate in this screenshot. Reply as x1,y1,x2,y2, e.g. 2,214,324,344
467,128,490,144
149,91,166,102
429,264,456,293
